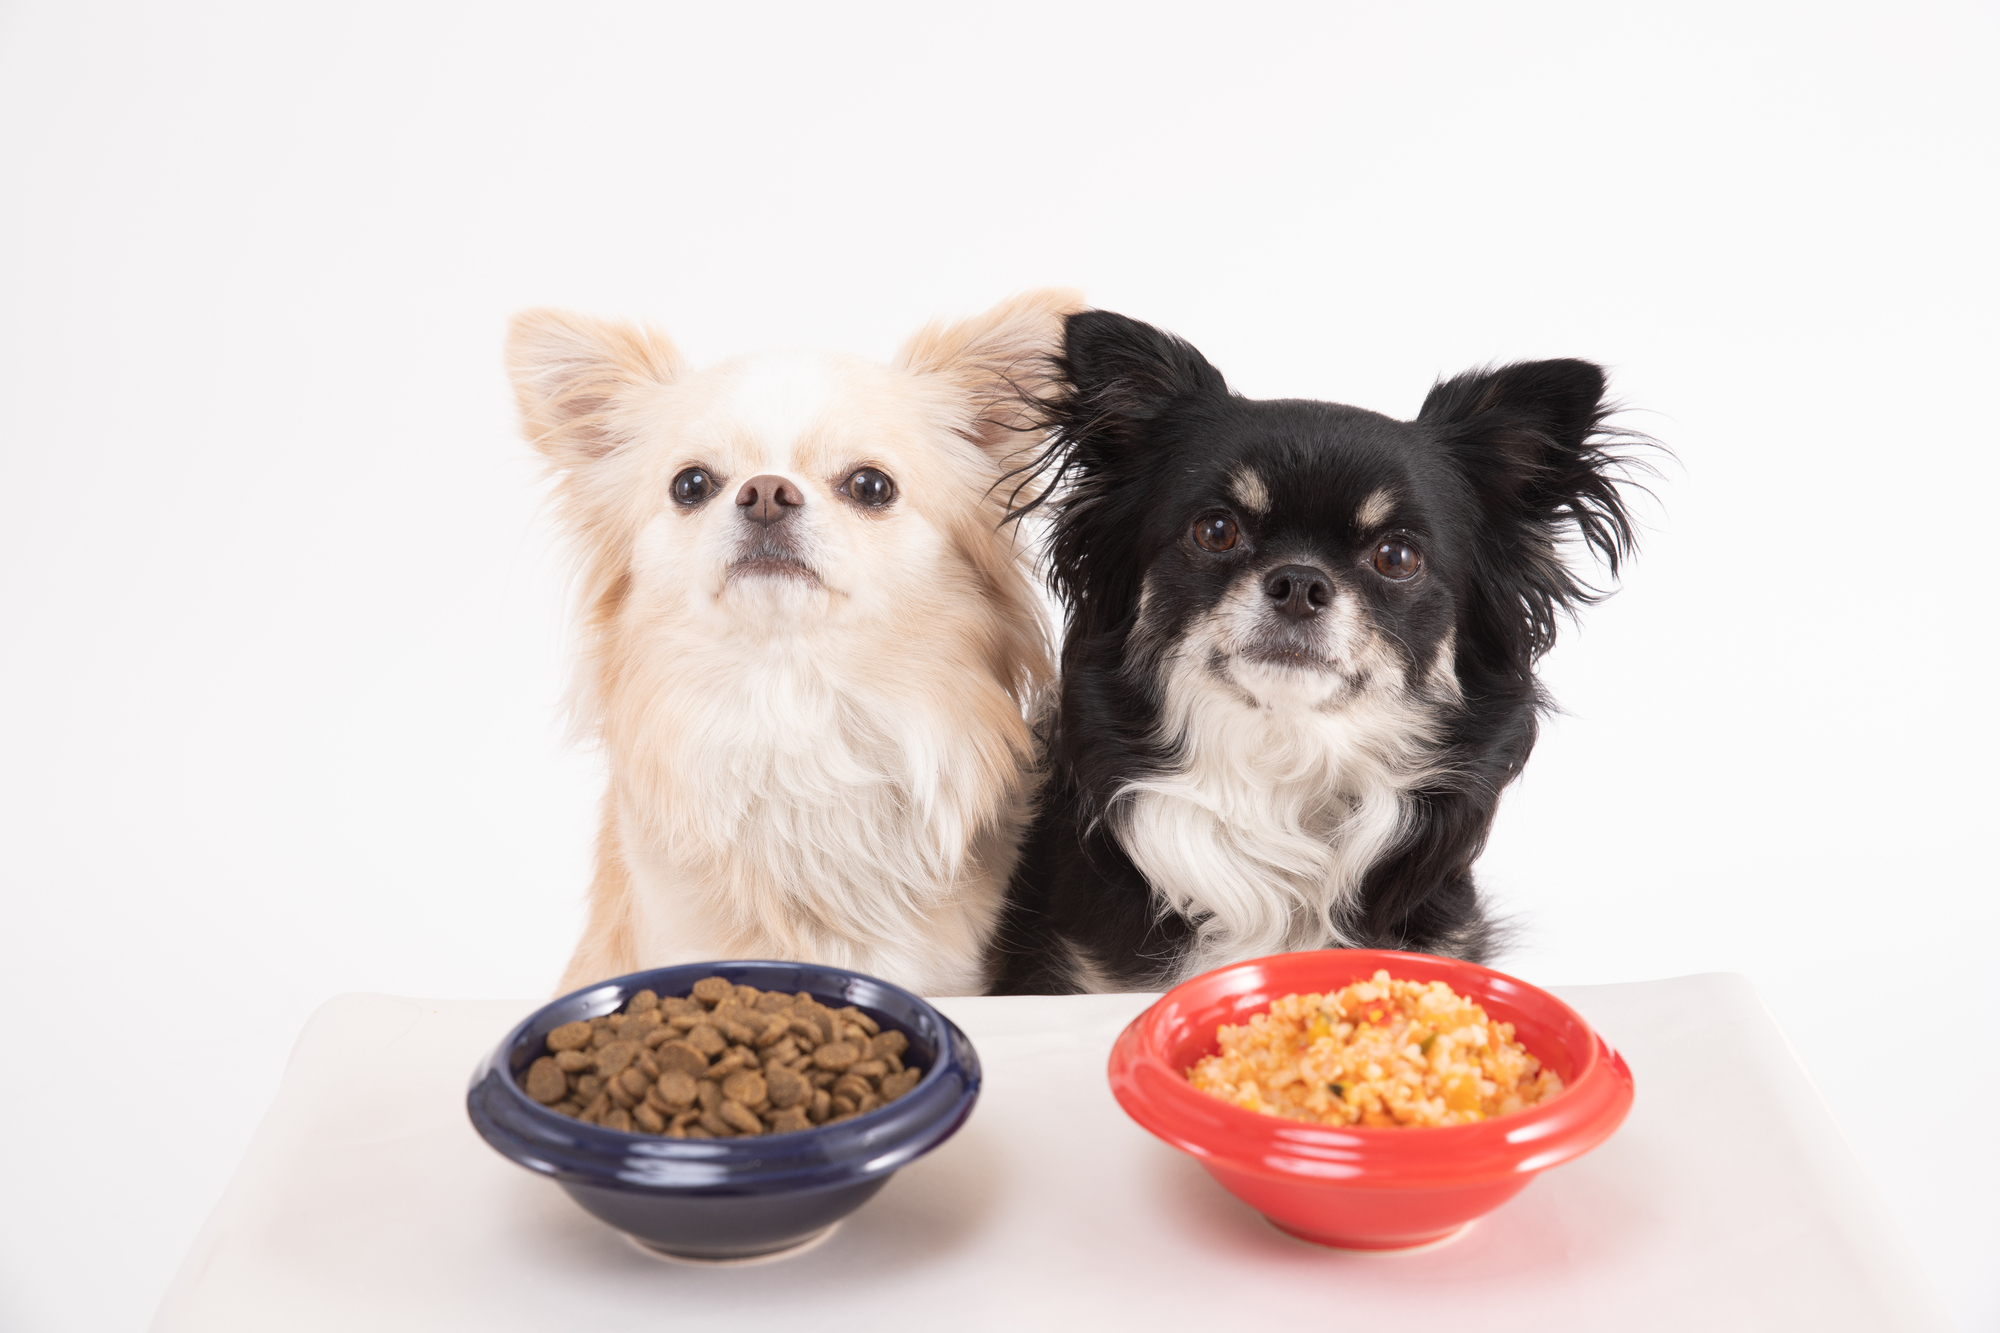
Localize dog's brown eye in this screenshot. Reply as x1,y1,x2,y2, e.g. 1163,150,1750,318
1372,539,1421,580
671,467,715,506
843,467,895,507
1193,514,1239,553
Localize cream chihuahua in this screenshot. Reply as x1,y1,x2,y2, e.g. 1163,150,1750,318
507,290,1080,995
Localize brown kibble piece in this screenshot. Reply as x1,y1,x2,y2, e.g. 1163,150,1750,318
829,1094,856,1117
697,1080,721,1111
718,1100,763,1134
870,1030,909,1060
618,1067,651,1098
754,1016,791,1048
656,1069,698,1109
879,1068,921,1100
633,1102,665,1133
765,1066,808,1109
707,1049,750,1080
848,1059,888,1080
734,984,762,1007
810,1069,837,1089
604,1107,633,1133
721,1069,768,1108
684,1024,727,1057
620,1010,663,1041
788,1017,822,1046
810,1088,832,1122
812,1041,860,1072
847,1008,880,1036
720,1019,759,1046
698,1109,736,1137
769,1106,811,1133
524,1057,567,1104
595,1041,639,1078
755,991,794,1014
554,1050,592,1073
591,1027,614,1048
654,1042,708,1076
629,989,659,1013
552,1100,582,1117
833,1073,873,1103
691,976,734,1005
547,1021,594,1052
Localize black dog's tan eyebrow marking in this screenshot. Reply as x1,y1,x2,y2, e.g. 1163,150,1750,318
1356,488,1396,530
1229,468,1271,515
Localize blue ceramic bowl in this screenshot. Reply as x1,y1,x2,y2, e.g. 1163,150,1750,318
467,960,981,1261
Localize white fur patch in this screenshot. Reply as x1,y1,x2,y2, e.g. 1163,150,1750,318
1230,469,1271,515
1059,938,1120,994
1428,629,1462,701
1356,488,1396,530
1111,571,1446,986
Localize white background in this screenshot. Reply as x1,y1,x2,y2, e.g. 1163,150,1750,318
1,3,1993,1329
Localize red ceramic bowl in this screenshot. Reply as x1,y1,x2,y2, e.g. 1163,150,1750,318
1107,949,1634,1250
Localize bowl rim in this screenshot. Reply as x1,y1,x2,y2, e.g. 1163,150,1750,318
467,959,981,1195
1106,948,1634,1188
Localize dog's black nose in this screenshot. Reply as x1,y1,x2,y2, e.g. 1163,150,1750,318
1263,564,1333,621
735,474,805,525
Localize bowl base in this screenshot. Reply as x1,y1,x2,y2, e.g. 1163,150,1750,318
624,1222,841,1266
1267,1218,1473,1253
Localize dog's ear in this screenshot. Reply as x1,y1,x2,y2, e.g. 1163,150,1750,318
1418,358,1640,655
1052,311,1229,475
894,287,1087,459
505,309,684,469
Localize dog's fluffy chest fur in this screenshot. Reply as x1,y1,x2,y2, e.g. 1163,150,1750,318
609,637,1024,998
1107,648,1439,986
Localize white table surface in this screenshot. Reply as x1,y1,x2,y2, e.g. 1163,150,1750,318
151,974,1952,1332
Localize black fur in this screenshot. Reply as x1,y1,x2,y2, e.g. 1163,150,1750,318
988,311,1644,994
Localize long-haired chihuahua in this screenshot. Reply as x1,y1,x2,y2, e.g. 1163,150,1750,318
990,310,1645,993
508,290,1082,995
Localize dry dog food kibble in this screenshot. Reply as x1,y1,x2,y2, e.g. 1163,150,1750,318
521,979,923,1138
1185,970,1563,1128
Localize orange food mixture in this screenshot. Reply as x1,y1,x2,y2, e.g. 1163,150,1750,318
1185,970,1563,1128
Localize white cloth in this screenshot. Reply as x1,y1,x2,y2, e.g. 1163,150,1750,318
151,974,1950,1332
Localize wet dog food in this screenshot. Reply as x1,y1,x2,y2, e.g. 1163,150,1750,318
1186,970,1563,1127
520,979,923,1138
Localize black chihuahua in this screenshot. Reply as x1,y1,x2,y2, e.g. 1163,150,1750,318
989,311,1644,994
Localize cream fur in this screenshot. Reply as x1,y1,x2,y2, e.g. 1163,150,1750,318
507,290,1081,996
